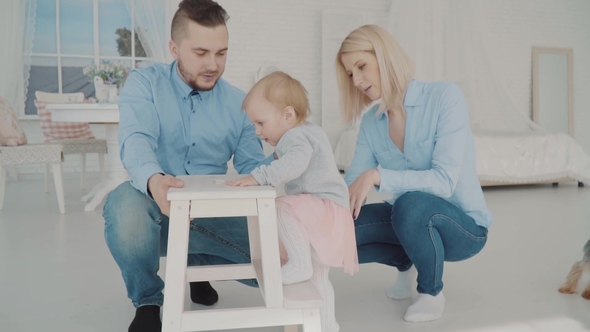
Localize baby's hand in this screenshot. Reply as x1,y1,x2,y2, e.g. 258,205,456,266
227,175,260,187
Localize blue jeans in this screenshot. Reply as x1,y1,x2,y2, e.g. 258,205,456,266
355,191,488,296
103,181,256,308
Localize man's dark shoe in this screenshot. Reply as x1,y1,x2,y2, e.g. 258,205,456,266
190,281,219,306
128,305,161,332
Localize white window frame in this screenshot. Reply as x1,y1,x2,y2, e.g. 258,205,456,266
21,0,155,118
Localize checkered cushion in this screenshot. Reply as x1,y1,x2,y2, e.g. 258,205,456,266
60,139,107,155
0,143,64,166
0,97,27,146
35,100,95,142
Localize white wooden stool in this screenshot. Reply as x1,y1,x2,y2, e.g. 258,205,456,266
163,174,323,332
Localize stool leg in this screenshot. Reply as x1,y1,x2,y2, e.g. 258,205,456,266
44,163,50,193
98,152,106,180
302,308,322,332
80,153,86,190
52,162,65,214
0,164,6,210
162,200,191,332
255,198,283,308
247,215,261,268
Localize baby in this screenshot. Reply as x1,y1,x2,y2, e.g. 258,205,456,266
228,71,358,332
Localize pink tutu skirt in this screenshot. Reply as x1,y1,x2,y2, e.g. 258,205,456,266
276,194,359,275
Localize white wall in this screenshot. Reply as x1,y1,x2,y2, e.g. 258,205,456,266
217,0,590,151
16,0,590,174
218,0,391,124
478,0,590,149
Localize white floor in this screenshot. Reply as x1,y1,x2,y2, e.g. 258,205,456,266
1,175,590,332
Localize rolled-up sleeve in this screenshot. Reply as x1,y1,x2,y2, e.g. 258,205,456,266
377,84,468,198
118,70,163,195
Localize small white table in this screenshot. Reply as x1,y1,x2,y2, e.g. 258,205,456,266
46,103,128,212
164,174,323,332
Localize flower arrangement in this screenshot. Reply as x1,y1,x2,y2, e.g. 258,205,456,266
83,61,130,86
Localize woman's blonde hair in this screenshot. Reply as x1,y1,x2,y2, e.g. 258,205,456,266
336,24,415,123
243,71,310,122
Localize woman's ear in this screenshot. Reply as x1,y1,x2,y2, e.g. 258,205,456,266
284,106,296,122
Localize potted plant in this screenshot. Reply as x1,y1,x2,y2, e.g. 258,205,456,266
83,61,130,103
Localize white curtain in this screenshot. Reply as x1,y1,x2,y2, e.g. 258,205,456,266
388,0,445,82
388,0,543,133
0,0,35,114
125,0,168,63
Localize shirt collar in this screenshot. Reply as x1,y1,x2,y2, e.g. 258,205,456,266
171,61,215,100
403,79,424,107
377,79,423,120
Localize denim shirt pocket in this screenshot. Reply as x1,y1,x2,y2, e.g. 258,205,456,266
375,148,405,170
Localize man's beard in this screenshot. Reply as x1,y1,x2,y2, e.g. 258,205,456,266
177,57,221,91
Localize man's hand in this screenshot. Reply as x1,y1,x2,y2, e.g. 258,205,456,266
227,175,260,187
148,173,184,216
349,169,380,220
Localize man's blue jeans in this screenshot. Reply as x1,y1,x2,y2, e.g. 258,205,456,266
355,191,488,296
103,181,256,308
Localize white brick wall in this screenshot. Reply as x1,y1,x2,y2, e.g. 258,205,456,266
17,0,590,175
218,0,391,126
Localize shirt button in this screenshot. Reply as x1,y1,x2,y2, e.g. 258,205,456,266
187,161,191,164
192,143,195,146
192,110,195,114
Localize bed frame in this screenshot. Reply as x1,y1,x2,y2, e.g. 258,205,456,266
480,178,584,187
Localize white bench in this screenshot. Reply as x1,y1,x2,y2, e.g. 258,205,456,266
163,174,323,332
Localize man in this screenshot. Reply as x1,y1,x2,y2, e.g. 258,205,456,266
103,1,271,331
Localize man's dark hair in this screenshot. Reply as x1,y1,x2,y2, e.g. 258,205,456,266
171,0,229,42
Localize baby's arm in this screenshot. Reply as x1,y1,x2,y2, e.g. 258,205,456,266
251,133,313,187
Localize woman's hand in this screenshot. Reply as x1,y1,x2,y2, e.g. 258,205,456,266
227,175,260,187
349,169,380,219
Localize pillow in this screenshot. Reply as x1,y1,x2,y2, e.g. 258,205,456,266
34,100,95,142
0,97,28,146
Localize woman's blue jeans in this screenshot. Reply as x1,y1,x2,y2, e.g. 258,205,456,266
355,191,488,295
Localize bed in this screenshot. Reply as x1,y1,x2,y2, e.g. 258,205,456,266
333,128,590,187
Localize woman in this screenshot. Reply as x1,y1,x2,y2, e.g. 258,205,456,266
335,25,493,323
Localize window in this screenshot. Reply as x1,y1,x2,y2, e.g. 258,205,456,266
25,0,159,116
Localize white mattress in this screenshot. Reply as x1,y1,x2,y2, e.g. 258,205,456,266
474,131,590,184
333,128,590,184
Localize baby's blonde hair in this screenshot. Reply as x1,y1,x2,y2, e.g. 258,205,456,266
336,24,415,123
243,71,310,122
